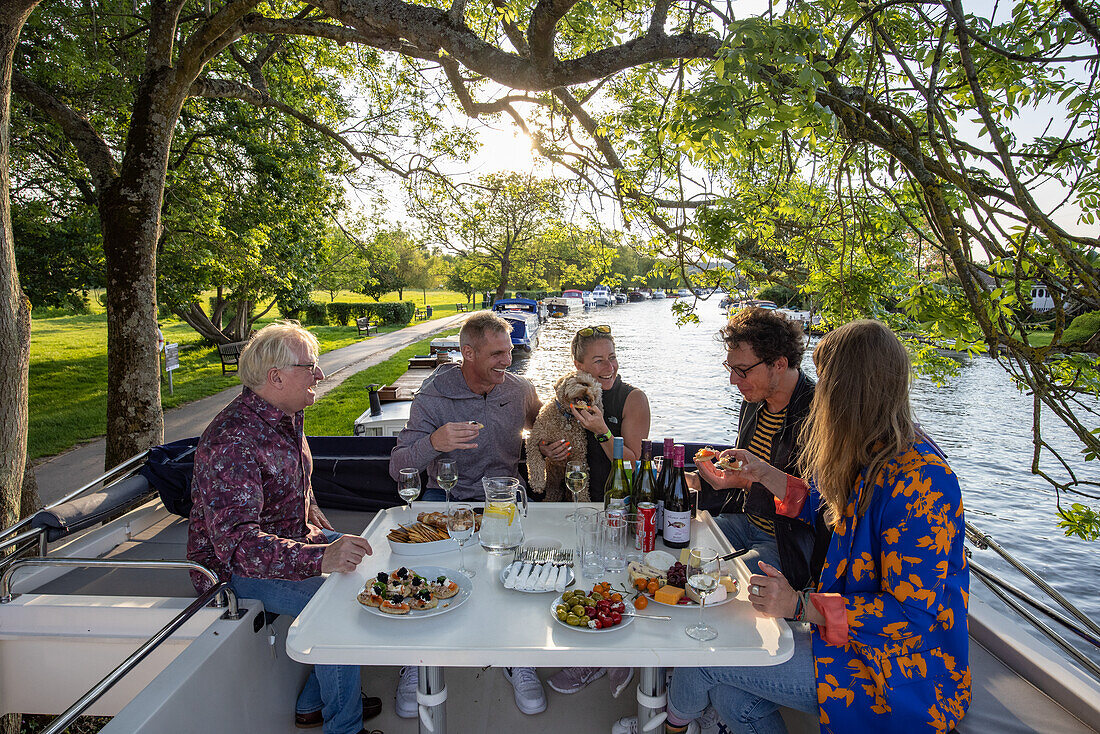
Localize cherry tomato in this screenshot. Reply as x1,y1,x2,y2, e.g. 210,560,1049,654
610,592,623,602
646,580,660,595
611,612,622,624
634,578,648,591
634,595,649,610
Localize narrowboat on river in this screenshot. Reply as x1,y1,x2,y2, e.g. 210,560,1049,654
491,298,542,352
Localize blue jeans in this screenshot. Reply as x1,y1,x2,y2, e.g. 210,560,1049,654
714,514,782,575
668,628,818,734
230,530,362,734
421,488,447,502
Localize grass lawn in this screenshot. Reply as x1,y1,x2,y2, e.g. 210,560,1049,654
304,329,460,435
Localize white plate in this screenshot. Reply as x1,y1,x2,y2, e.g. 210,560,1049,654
388,534,478,556
549,594,635,633
358,566,473,619
500,564,575,592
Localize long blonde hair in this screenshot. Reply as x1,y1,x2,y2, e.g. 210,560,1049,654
798,320,915,526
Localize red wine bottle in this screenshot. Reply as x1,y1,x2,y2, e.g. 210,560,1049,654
662,444,691,548
655,437,674,536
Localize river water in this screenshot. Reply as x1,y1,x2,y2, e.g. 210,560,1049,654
508,298,1100,621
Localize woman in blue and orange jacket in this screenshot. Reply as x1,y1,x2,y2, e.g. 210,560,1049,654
673,319,970,734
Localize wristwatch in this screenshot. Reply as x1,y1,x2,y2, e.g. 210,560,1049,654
595,430,613,443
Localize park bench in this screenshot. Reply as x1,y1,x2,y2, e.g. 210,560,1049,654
414,307,427,320
356,317,375,337
456,303,470,313
217,341,247,375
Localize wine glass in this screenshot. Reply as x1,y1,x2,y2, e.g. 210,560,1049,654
435,459,458,510
398,468,421,514
686,546,719,641
447,504,476,578
564,461,588,520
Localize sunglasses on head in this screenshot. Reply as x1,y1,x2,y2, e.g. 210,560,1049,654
576,325,612,337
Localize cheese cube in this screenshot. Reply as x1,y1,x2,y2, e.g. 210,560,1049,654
654,585,685,605
719,575,737,593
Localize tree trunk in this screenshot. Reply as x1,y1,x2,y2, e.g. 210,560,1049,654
0,5,40,728
101,73,182,468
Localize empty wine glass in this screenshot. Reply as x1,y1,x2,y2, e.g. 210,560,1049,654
686,546,719,641
435,459,458,509
564,460,587,520
448,504,476,578
398,468,420,514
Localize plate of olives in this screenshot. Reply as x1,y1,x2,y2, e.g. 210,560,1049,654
550,588,635,633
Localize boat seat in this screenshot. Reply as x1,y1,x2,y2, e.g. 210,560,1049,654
29,474,154,542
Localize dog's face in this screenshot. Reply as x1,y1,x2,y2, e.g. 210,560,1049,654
555,370,602,411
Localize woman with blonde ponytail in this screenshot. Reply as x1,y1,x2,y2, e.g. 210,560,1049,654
662,320,970,734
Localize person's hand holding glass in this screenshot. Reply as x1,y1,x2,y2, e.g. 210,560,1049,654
686,546,719,640
435,459,458,509
564,460,587,520
398,468,420,514
447,504,476,578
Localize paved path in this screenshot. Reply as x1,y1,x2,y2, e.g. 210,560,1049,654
32,313,471,505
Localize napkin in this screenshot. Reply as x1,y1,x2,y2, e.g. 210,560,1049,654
511,562,532,590
535,563,554,591
503,561,523,589
554,565,568,593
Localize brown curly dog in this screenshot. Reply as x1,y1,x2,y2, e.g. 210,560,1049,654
526,370,603,500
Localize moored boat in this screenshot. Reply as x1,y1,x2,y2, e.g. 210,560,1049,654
543,297,570,317
560,289,586,311
492,298,542,352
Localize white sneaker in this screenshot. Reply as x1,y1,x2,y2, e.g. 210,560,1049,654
503,667,547,714
395,666,418,718
611,716,700,734
609,667,634,698
547,666,607,694
695,705,720,733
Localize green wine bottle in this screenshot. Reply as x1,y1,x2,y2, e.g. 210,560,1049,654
603,436,632,512
632,439,657,508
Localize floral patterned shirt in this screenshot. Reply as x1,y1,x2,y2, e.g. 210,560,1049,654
187,387,328,593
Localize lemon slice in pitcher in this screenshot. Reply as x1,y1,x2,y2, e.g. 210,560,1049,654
484,502,516,526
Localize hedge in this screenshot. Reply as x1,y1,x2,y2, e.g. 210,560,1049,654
317,301,416,326
1064,310,1100,345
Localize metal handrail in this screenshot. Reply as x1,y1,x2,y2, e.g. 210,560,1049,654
0,449,150,541
970,559,1100,650
966,520,1100,639
0,526,45,560
37,580,241,734
0,557,239,618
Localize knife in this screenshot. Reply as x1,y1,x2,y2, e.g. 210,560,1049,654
719,547,750,562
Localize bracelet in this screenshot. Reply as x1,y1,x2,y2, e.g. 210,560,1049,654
595,430,612,443
794,591,808,622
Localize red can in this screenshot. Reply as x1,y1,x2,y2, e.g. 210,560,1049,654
636,502,657,553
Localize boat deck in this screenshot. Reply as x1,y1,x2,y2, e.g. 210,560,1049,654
20,507,1100,734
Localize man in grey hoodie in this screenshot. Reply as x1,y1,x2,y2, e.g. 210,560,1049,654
387,310,546,716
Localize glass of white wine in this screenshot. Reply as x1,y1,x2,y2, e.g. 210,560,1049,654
686,546,719,641
447,504,476,578
564,460,587,520
435,459,458,510
398,468,421,514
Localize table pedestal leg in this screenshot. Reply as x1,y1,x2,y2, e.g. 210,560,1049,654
636,666,668,732
416,665,447,734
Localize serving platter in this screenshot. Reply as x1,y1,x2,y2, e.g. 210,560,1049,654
358,566,472,619
388,533,478,556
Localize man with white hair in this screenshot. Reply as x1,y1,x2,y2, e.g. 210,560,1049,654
188,321,381,734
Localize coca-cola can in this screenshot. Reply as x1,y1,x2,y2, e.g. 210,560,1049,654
636,502,657,552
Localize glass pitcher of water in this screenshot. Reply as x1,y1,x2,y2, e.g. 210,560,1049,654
479,477,527,553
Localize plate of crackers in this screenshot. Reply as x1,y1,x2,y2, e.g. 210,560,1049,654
357,565,473,618
387,512,481,556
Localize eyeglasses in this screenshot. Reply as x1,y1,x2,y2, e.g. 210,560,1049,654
722,358,767,379
289,362,321,373
576,325,612,337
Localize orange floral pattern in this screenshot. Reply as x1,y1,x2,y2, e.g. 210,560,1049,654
796,440,970,732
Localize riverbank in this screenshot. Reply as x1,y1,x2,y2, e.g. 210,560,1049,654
31,313,470,505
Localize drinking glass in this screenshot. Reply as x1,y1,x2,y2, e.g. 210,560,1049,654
601,509,628,573
623,512,644,563
686,546,719,641
574,508,603,579
435,459,458,509
564,461,587,520
652,455,664,476
447,504,476,578
398,468,421,513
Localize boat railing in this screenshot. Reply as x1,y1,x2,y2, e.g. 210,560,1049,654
966,520,1100,680
22,577,239,734
0,449,150,544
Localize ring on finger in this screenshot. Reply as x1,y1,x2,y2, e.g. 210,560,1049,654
750,584,760,596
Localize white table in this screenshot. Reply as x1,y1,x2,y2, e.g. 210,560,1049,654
286,503,793,733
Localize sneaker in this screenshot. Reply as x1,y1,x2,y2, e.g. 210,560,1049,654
609,667,634,698
547,666,607,694
503,667,547,715
395,666,418,718
695,705,720,733
611,716,638,734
